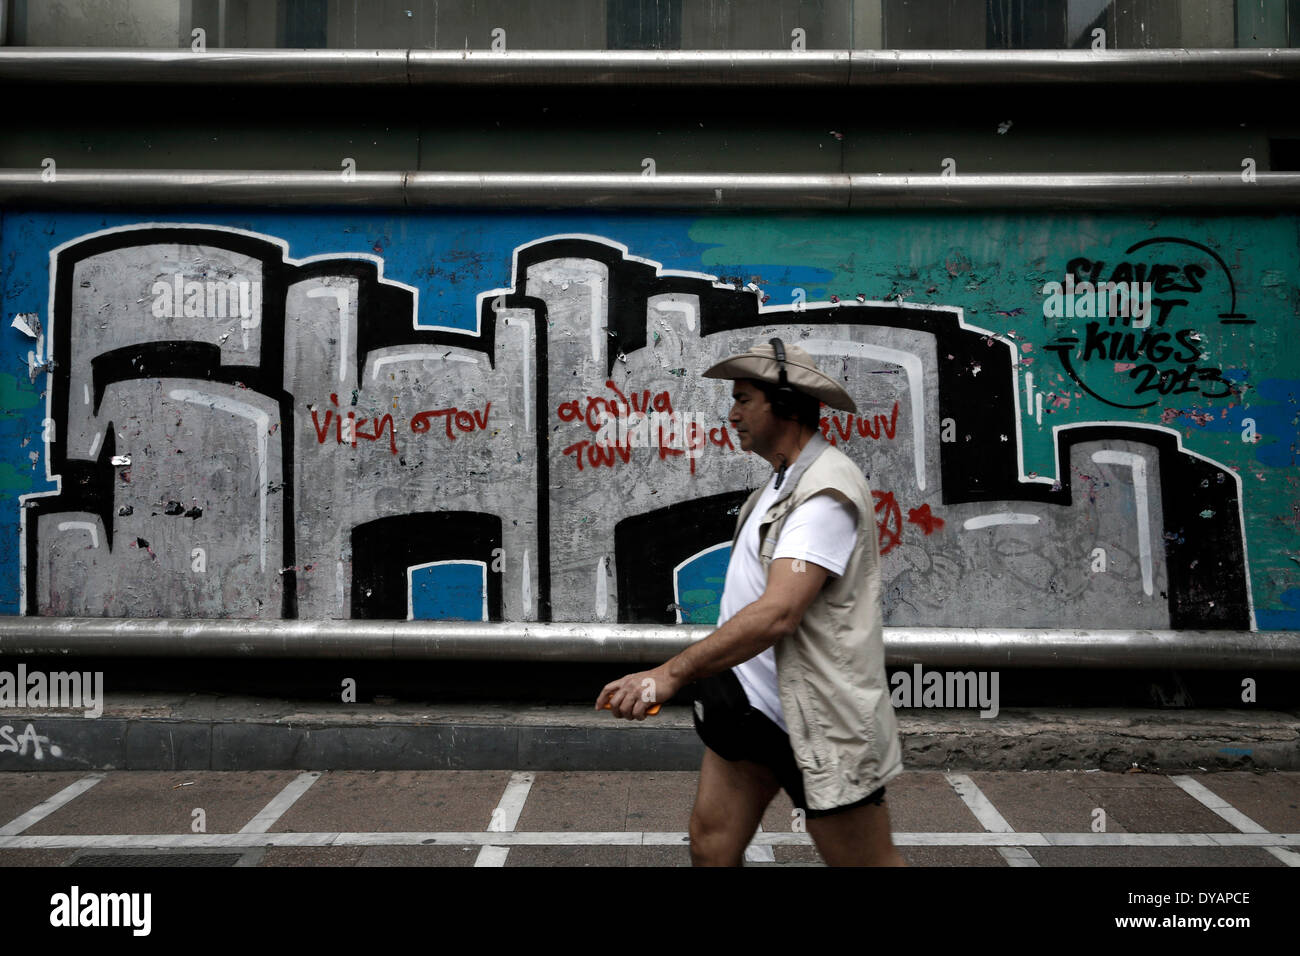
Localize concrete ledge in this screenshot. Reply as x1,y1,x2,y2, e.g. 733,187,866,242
0,695,1295,772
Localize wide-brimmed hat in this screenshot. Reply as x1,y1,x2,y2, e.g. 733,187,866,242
703,341,857,413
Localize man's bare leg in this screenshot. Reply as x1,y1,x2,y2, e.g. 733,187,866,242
689,746,781,866
806,797,906,867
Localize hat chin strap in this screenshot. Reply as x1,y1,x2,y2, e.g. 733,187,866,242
768,337,788,389
772,422,815,490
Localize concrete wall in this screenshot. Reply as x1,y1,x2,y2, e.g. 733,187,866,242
5,0,1280,48
15,0,181,47
1,211,1295,631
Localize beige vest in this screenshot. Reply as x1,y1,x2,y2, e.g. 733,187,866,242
730,432,903,810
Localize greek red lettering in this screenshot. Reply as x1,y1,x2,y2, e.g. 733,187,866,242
562,440,587,470
311,409,333,444
356,414,399,455
823,402,901,443
709,426,735,450
588,443,616,468
604,380,631,411
686,420,707,451
879,401,899,440
472,402,492,430
434,408,456,439
585,396,610,432
409,407,456,438
454,410,475,432
657,421,683,459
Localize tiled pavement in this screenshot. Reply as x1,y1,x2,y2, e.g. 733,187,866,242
2,768,1297,867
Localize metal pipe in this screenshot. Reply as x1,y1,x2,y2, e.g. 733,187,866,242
3,170,1299,209
1,48,1298,86
845,173,1300,209
402,172,850,209
847,48,1300,85
0,619,1296,668
0,48,411,85
406,49,851,86
0,169,408,207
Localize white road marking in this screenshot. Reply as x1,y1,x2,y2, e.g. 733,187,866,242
0,831,1296,850
238,772,321,834
1168,775,1267,832
945,773,1014,831
1264,846,1300,866
475,771,535,867
475,845,511,866
993,848,1034,868
744,824,776,863
0,773,105,836
1170,773,1293,864
946,773,1039,867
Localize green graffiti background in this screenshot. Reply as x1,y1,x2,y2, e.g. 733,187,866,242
689,213,1299,626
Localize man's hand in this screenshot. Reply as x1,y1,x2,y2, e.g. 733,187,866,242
595,558,830,721
595,664,680,720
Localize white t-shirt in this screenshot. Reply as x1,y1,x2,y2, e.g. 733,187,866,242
716,471,859,732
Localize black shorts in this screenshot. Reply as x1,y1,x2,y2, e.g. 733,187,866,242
691,669,885,819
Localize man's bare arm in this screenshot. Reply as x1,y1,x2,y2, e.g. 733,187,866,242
596,557,829,720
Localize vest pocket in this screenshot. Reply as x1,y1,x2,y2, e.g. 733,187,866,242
786,691,831,776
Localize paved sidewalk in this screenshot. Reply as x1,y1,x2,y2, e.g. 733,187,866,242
1,768,1297,867
0,695,1296,772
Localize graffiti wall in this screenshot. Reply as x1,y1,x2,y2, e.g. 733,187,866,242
1,211,1295,630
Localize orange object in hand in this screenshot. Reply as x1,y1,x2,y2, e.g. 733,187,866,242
602,701,661,715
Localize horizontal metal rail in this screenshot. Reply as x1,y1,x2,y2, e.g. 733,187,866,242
1,48,1298,86
0,619,1296,668
2,170,1298,209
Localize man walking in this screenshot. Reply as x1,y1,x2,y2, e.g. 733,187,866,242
597,339,904,866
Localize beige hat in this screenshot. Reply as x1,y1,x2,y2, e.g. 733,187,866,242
703,340,857,414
